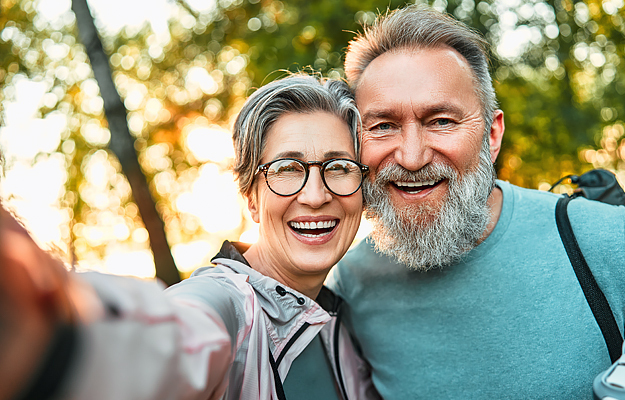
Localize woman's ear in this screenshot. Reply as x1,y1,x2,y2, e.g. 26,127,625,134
247,192,260,224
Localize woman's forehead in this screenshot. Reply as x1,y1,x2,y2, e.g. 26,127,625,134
262,111,355,161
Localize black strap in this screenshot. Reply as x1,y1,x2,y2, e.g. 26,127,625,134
275,322,310,367
269,322,311,400
333,305,349,400
269,351,287,400
555,195,623,363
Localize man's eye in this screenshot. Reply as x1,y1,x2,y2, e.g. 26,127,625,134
434,118,452,126
371,122,393,131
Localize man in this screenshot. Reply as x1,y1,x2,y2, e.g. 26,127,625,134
329,5,625,399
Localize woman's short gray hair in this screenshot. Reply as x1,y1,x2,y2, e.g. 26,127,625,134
233,74,360,197
345,5,498,130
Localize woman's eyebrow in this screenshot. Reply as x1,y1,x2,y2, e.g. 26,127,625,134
273,151,305,159
272,150,354,160
324,150,353,159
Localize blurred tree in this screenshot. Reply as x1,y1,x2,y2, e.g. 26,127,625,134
72,0,180,285
478,0,625,189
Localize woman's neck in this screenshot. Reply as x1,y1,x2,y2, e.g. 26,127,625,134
242,243,326,300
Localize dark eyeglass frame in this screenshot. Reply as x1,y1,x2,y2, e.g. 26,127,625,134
255,157,369,197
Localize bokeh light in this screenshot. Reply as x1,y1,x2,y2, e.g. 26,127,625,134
2,0,624,280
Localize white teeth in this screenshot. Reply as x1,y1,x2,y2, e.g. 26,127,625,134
289,220,337,230
395,180,437,187
300,231,332,238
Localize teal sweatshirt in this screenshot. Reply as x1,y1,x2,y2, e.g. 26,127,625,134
329,180,625,399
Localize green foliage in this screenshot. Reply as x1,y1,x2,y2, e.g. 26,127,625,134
209,0,625,188
1,0,625,270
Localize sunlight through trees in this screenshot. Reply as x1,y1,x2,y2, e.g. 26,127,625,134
1,0,624,278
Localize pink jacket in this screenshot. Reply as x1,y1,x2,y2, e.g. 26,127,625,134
42,241,378,400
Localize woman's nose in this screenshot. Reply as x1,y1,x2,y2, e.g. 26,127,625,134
296,167,332,208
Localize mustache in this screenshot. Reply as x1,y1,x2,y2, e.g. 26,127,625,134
372,163,456,185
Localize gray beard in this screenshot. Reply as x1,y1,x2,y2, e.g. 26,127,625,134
362,141,496,271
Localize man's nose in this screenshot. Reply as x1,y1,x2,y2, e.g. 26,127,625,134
394,124,433,171
297,167,332,208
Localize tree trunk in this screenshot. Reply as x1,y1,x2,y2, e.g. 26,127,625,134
71,0,180,286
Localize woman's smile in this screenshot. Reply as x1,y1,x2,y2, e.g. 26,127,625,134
288,217,340,241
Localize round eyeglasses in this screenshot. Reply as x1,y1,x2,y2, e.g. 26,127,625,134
256,158,369,197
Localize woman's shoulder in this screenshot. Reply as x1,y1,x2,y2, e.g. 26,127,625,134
166,261,254,307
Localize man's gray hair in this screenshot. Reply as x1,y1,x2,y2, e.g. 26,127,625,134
233,74,360,197
345,4,498,129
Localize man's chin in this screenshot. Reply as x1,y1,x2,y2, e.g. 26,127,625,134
387,197,441,226
365,179,492,270
363,147,495,270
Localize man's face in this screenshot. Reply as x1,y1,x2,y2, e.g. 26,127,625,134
357,47,495,216
356,46,504,269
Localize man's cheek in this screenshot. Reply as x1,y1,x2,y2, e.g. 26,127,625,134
360,138,392,169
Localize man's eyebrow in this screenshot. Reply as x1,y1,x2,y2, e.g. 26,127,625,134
361,109,401,124
421,103,465,116
362,103,466,123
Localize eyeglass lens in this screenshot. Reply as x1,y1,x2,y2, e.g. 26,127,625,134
264,159,363,196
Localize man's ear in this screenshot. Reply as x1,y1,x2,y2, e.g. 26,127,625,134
247,192,260,224
488,110,505,163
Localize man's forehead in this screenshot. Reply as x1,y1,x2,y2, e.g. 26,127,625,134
354,47,482,114
354,46,477,96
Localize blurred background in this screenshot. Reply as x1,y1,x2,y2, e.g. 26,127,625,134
0,0,623,282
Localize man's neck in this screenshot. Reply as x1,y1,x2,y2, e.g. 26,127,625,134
479,186,503,244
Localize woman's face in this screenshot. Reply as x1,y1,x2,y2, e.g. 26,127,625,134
247,111,363,283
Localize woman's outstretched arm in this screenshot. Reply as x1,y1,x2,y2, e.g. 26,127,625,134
0,207,233,400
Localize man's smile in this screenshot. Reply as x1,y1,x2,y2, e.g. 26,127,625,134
391,179,444,194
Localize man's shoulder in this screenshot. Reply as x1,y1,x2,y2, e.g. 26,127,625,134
500,180,625,235
500,179,625,212
499,180,560,206
337,238,401,272
567,195,625,244
333,239,375,283
341,238,376,263
329,238,399,297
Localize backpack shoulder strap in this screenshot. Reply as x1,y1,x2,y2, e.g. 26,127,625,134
555,194,624,363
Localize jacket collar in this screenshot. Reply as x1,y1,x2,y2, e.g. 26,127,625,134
211,240,251,266
211,240,341,314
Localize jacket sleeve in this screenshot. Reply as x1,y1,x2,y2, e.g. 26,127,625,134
61,271,234,400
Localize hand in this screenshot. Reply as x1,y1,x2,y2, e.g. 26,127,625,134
0,207,76,400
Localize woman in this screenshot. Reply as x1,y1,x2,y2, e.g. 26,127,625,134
0,75,378,400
